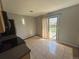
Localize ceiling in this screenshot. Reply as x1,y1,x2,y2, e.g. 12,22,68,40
2,0,79,17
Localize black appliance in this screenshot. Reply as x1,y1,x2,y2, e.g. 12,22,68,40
1,11,16,36
1,19,16,36
0,11,18,53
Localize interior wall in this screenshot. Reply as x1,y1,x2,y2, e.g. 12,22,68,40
35,16,42,37
36,4,79,47
42,15,49,39
7,13,36,39
48,4,79,47
35,15,49,39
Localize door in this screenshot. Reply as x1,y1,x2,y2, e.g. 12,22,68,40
48,17,57,40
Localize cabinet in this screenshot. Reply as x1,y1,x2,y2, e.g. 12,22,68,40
0,43,30,59
0,2,5,33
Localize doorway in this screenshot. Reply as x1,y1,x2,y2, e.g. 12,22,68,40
48,17,57,40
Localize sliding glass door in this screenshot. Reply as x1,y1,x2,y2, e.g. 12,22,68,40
48,17,57,40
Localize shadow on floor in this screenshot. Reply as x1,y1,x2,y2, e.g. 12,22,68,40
73,48,79,59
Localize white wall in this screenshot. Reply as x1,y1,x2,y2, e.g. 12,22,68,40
48,4,79,47
7,13,36,39
35,15,49,38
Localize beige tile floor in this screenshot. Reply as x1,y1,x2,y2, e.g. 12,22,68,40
25,36,79,59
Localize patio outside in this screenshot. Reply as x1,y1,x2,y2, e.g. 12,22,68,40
49,17,57,40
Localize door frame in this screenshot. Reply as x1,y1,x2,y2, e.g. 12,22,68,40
48,16,59,40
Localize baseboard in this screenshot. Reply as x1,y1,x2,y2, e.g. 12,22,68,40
24,35,36,40
57,40,79,48
35,35,42,38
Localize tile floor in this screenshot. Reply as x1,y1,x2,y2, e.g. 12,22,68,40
25,36,79,59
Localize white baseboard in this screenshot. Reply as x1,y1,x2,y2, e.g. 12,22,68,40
57,40,79,48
